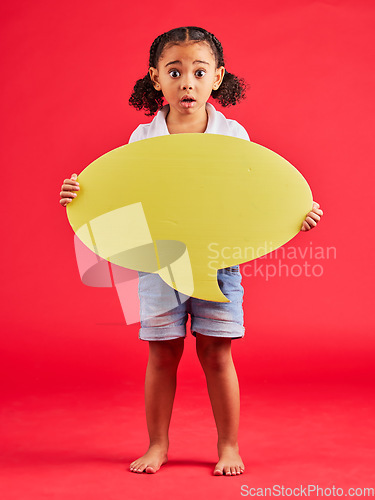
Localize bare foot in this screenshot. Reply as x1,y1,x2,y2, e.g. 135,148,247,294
213,444,245,476
129,444,168,474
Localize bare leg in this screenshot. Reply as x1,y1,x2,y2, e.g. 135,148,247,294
195,332,245,476
130,337,184,473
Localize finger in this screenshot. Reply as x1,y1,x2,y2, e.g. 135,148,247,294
60,188,78,196
60,198,72,207
61,185,80,192
61,181,80,191
312,201,320,209
62,178,80,186
60,190,78,199
71,173,78,180
305,216,317,228
313,208,323,216
301,221,309,231
62,178,80,187
60,196,75,203
307,211,321,222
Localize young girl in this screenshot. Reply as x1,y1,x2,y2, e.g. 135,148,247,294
60,26,323,476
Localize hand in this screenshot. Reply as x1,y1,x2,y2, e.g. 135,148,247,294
60,173,80,207
301,201,323,231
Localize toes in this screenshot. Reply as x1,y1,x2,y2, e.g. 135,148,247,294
130,462,145,473
214,463,245,476
145,466,157,474
130,461,159,474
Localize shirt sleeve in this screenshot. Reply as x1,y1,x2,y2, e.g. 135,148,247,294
128,125,147,144
229,121,251,142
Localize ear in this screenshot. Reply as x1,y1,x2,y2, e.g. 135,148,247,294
149,67,161,91
212,66,225,91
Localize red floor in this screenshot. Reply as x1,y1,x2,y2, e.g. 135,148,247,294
1,380,374,500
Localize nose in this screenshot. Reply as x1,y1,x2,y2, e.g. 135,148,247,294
180,79,193,90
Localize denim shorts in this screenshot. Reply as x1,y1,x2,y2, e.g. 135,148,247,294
137,266,244,341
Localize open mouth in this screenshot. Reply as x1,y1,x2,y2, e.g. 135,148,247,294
180,95,196,108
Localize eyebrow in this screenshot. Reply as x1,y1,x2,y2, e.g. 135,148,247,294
165,60,210,67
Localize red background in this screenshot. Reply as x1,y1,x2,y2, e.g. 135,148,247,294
1,1,374,498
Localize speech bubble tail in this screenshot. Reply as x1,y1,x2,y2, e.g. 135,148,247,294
194,276,231,303
188,263,231,302
156,255,230,303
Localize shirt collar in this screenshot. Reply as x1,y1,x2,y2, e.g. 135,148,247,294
149,102,226,136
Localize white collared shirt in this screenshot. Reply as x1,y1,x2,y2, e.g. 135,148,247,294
128,102,250,143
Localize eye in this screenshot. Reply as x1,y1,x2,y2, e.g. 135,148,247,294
169,69,180,78
195,69,206,78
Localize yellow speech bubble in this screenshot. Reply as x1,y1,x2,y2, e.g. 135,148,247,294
67,134,312,302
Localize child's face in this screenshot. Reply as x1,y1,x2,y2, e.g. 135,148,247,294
149,41,225,118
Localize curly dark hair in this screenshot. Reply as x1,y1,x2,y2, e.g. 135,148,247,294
129,26,248,116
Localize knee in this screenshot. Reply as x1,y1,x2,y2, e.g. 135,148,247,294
196,337,232,372
148,339,184,370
